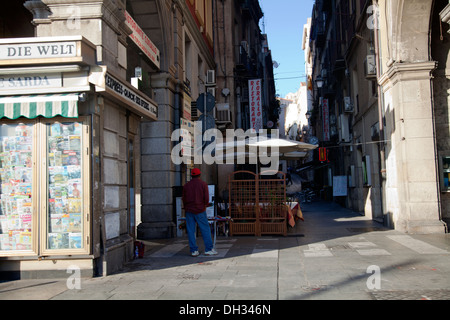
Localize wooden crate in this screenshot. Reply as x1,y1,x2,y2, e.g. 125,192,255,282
260,222,287,236
259,203,288,236
228,170,287,236
230,221,257,235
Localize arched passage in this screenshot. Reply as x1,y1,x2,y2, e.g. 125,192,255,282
432,0,450,227
379,0,447,233
391,0,434,63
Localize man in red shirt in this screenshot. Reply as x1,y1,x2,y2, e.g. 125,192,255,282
182,168,218,256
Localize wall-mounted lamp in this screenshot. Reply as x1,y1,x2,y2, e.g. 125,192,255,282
315,76,324,89
305,111,311,120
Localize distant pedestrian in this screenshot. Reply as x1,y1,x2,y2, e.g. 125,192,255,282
182,168,218,257
286,172,292,186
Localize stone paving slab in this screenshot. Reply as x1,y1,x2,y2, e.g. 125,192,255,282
371,290,450,300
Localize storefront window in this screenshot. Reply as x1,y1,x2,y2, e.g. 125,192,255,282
0,123,34,252
441,155,450,192
46,122,84,250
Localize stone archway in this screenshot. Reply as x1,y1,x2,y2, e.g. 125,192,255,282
127,0,182,239
389,0,434,63
379,0,447,233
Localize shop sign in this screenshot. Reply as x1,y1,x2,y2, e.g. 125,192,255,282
124,11,160,69
0,41,77,60
322,98,330,141
180,118,194,161
0,74,62,91
183,92,192,120
333,176,348,197
249,79,262,132
105,73,157,120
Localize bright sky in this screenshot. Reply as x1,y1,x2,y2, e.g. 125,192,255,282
259,0,315,98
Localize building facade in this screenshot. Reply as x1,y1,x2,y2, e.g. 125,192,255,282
136,0,276,238
130,0,216,241
0,0,160,277
208,0,277,196
309,0,449,234
0,0,215,278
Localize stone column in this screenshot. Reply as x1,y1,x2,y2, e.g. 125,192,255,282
379,61,446,233
138,70,179,239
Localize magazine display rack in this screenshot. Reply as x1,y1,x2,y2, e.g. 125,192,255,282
0,118,90,257
228,170,287,236
46,122,84,250
0,124,34,251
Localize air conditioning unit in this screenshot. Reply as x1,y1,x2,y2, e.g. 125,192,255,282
364,55,377,78
344,96,354,113
339,114,350,142
215,103,231,124
206,70,216,86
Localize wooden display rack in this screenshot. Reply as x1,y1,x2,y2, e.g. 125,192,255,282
228,170,287,236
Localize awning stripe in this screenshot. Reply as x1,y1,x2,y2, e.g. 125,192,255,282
29,102,37,119
0,94,79,119
13,103,21,119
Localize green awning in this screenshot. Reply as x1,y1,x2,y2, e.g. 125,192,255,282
0,94,79,119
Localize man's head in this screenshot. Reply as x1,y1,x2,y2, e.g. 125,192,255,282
191,168,201,178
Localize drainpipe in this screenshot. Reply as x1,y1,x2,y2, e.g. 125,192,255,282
172,1,182,187
373,0,387,226
237,86,242,129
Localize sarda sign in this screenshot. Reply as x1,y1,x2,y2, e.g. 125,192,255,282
0,74,62,90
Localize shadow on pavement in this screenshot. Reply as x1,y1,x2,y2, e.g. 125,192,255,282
120,200,390,274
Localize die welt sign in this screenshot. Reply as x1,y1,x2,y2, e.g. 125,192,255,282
0,41,77,60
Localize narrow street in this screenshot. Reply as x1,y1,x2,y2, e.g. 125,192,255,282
2,200,449,301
